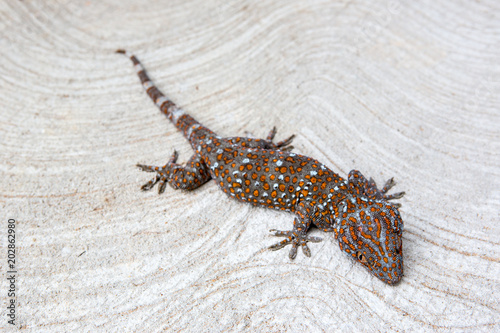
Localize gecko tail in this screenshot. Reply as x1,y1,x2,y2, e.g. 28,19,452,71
116,49,190,131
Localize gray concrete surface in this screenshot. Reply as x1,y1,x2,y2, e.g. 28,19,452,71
0,1,498,331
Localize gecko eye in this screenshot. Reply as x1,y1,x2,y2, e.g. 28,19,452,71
356,251,368,264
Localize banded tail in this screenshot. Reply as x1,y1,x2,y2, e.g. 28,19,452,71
116,49,209,141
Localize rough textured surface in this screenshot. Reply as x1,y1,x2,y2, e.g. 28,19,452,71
0,0,498,331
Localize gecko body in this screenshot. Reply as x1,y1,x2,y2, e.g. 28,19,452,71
117,50,406,284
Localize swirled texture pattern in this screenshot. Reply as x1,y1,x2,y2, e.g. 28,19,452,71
0,0,498,331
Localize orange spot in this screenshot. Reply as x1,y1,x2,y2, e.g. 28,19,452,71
253,190,259,197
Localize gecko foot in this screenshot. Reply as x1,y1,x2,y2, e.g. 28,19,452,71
136,150,178,194
367,177,405,206
266,126,295,151
269,228,322,259
348,170,405,207
379,177,405,199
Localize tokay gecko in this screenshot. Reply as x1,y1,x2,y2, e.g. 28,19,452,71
117,50,406,284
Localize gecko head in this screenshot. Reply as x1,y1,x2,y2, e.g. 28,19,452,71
335,199,404,285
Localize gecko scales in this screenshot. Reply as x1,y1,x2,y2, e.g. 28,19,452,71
117,50,406,285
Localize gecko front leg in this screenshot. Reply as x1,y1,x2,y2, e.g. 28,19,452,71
268,204,322,259
348,170,405,207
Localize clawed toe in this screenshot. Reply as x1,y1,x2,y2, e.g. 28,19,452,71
276,134,295,149
379,178,406,201
140,172,160,191
139,171,167,193
168,150,179,164
268,237,292,251
137,164,157,172
381,177,396,193
266,127,295,151
266,126,277,141
385,191,405,200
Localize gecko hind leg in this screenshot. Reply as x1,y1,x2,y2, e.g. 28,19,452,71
137,150,178,193
226,127,295,151
137,152,211,193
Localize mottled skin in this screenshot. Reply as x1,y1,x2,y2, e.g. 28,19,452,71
117,50,406,285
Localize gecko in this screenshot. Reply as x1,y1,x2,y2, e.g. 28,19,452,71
117,50,406,285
